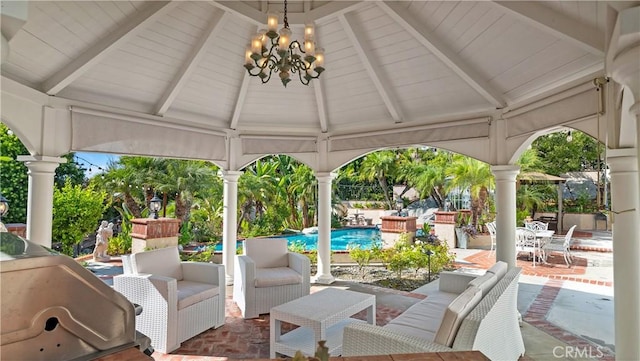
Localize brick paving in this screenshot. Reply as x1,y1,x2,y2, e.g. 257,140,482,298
151,285,421,360
90,236,614,360
461,250,613,287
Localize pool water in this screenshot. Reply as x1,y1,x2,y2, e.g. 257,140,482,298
278,227,381,251
211,227,380,252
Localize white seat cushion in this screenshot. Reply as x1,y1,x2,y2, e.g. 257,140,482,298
384,322,438,342
176,280,220,310
434,286,483,347
384,291,459,341
254,267,302,288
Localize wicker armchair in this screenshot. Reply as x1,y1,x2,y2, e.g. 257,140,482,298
233,238,310,319
113,246,225,353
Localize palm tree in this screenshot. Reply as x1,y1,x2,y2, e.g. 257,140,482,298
287,164,317,228
359,150,398,209
99,159,144,218
446,155,494,226
156,159,219,222
516,148,557,218
238,159,278,234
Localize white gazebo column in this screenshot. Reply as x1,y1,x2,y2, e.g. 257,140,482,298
221,170,243,285
490,165,520,269
607,149,640,361
16,155,66,248
313,172,336,284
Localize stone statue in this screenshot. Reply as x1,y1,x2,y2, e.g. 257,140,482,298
93,221,113,262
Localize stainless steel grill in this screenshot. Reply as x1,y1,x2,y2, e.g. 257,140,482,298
1,232,151,360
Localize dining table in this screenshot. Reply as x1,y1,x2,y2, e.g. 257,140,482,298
534,230,555,263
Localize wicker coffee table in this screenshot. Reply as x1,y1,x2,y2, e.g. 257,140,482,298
269,288,376,358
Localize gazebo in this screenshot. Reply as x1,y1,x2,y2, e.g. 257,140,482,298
1,1,639,358
518,171,567,232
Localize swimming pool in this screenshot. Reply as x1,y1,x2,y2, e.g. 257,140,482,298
278,227,381,251
212,227,381,252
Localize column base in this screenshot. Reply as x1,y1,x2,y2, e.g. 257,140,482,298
312,273,335,285
225,275,234,286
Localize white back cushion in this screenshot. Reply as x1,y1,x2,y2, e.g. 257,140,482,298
434,286,482,347
132,246,183,280
244,238,289,268
486,261,508,280
467,272,498,297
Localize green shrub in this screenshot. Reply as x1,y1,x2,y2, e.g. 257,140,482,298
412,239,456,276
180,245,214,262
306,249,318,265
52,181,106,256
288,240,307,254
107,234,131,256
380,233,455,279
385,233,413,278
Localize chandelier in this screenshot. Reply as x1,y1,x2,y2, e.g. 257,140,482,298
243,0,325,87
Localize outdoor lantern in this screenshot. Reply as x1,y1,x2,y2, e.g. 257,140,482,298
425,249,435,282
149,195,162,219
0,194,8,221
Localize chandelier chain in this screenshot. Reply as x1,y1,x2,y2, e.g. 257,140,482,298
283,0,289,29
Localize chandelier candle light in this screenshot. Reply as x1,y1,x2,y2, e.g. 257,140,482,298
244,0,324,87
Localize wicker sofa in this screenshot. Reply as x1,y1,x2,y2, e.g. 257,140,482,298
343,261,525,360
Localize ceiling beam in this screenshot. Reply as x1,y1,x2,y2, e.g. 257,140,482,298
492,1,605,56
378,1,506,109
339,13,404,123
155,10,228,116
230,70,251,130
209,1,263,26
314,78,329,133
307,2,364,24
42,1,176,95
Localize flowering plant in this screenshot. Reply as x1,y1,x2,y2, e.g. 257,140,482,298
455,212,478,239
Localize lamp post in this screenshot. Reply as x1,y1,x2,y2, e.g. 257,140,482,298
425,249,434,282
149,195,162,219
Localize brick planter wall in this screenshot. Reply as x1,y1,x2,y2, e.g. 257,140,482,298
131,218,181,253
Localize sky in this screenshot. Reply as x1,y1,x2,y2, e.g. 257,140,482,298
74,152,119,178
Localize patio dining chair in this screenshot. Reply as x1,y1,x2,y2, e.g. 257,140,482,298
543,225,577,267
486,221,496,258
524,220,549,231
515,227,544,267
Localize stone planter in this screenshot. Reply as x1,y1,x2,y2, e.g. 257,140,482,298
455,228,468,249
467,234,492,249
